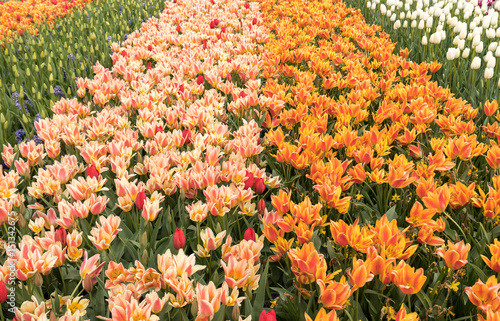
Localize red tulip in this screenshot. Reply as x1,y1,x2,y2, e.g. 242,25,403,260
243,228,256,241
55,227,67,247
258,198,266,214
217,34,222,40
221,26,225,33
244,3,250,9
227,74,232,82
182,129,192,145
259,310,276,321
155,125,163,134
176,25,181,32
252,18,257,25
196,75,204,85
86,165,99,179
147,61,152,70
239,91,246,98
210,20,216,29
121,50,127,57
179,84,184,92
214,19,219,26
173,228,186,250
135,191,147,210
203,40,207,49
0,281,6,303
244,171,255,190
254,178,266,195
148,45,153,51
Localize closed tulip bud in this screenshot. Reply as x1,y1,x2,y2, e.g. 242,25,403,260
258,198,266,214
259,310,276,321
142,249,149,263
390,13,396,22
135,191,147,210
244,171,254,189
141,231,148,248
403,21,408,28
366,1,371,8
86,165,99,178
489,42,498,52
476,42,484,53
487,28,496,39
488,57,496,69
418,20,425,30
243,228,256,241
459,39,465,50
422,35,428,45
462,48,470,58
232,302,240,320
173,228,186,250
34,272,43,287
0,281,6,303
471,56,481,69
196,75,204,85
411,20,417,28
394,20,401,29
446,48,456,60
254,177,266,195
380,4,387,15
485,68,494,79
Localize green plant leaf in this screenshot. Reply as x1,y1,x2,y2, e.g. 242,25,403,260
252,260,270,320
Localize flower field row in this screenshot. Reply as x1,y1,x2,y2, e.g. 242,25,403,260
0,0,95,43
3,0,500,319
0,0,165,148
344,0,500,111
2,0,277,319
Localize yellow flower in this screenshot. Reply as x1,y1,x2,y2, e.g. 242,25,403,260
386,306,396,320
355,194,363,200
392,194,401,202
448,280,460,292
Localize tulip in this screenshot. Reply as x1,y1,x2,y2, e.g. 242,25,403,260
435,240,470,270
244,171,255,190
243,228,256,241
182,129,192,144
86,165,99,178
244,3,249,9
196,75,204,85
254,177,266,194
0,281,7,303
135,191,147,210
259,310,276,321
485,68,494,79
391,262,426,295
471,56,481,69
258,198,266,214
173,228,186,250
485,100,499,116
482,239,500,273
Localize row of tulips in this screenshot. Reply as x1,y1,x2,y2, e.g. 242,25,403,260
0,0,283,319
0,0,166,148
0,0,95,43
254,0,500,319
344,0,500,111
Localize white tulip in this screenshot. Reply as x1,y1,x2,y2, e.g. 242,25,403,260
422,35,428,45
381,4,387,15
459,26,467,39
401,12,406,20
483,15,492,29
418,20,425,29
459,39,465,50
447,48,456,60
367,1,372,8
470,21,477,30
485,68,494,79
455,9,460,16
489,42,498,52
476,42,484,53
440,30,446,41
426,17,433,28
495,46,500,57
472,34,481,47
455,48,461,59
411,20,417,28
487,28,496,39
462,48,471,58
439,13,445,23
371,3,376,10
498,78,500,88
394,20,401,29
411,11,418,20
496,27,500,38
405,3,410,11
471,56,481,69
487,57,496,69
403,20,408,28
453,35,460,46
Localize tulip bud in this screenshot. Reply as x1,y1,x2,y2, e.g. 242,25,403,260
232,304,241,321
254,177,266,195
258,198,266,214
0,281,7,303
244,171,254,190
34,272,43,287
462,48,470,58
485,68,494,79
487,57,497,69
142,249,149,263
259,310,276,321
471,56,481,69
173,228,186,250
135,191,147,210
244,3,249,9
243,228,256,241
86,165,99,178
421,35,428,46
196,75,204,85
476,42,484,53
141,231,148,248
446,48,456,61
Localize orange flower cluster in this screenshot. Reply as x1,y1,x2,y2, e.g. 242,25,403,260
0,0,94,42
256,0,500,317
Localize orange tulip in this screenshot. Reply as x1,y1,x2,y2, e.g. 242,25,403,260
485,100,499,117
305,308,338,321
347,258,373,291
435,240,470,270
317,278,351,310
391,261,427,295
464,276,500,313
482,239,500,273
288,242,327,285
422,184,450,213
406,201,437,228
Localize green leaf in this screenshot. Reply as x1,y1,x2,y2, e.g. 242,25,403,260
385,205,397,222
416,291,432,311
252,260,270,320
468,262,487,282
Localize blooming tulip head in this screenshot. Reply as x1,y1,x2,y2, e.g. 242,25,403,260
435,240,470,270
86,165,99,178
243,228,256,241
0,281,6,303
259,309,276,321
173,228,186,250
135,191,147,210
254,177,266,194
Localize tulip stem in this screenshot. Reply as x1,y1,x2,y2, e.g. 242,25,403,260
354,289,359,321
0,304,4,321
70,278,82,299
407,294,411,313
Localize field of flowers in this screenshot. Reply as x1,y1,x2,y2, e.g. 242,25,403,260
2,0,500,320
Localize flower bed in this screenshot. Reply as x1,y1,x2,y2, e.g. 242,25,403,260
0,0,165,147
344,0,500,111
